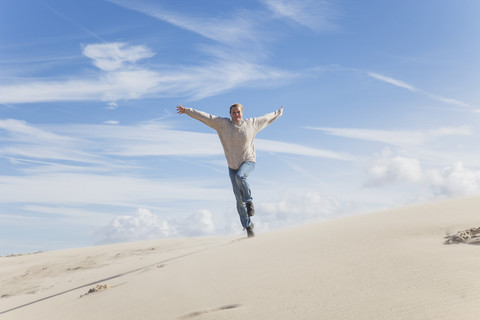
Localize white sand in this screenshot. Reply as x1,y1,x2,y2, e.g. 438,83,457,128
2,196,480,319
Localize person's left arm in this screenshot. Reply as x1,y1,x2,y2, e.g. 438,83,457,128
252,106,283,132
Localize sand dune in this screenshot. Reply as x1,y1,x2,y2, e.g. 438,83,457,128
2,196,480,319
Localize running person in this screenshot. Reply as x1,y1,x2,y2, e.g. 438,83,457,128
176,103,283,237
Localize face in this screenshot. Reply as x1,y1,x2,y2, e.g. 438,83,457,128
230,106,243,122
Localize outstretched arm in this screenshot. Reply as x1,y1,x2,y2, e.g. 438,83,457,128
252,105,284,132
175,104,224,131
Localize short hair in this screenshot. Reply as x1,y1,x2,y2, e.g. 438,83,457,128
229,103,244,113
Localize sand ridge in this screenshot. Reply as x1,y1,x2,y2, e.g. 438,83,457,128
2,196,480,319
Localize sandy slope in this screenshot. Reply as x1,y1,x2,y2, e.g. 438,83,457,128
2,196,480,319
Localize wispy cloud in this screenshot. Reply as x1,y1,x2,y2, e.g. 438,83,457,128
0,172,228,206
54,121,352,161
368,72,472,108
0,119,104,166
309,126,473,147
423,93,471,108
106,0,262,47
0,42,294,104
368,72,417,92
261,0,339,31
256,139,353,161
0,70,157,104
39,0,107,43
0,118,352,177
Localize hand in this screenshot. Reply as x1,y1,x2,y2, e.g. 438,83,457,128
176,105,185,114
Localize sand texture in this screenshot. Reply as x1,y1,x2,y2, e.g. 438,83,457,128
2,196,480,319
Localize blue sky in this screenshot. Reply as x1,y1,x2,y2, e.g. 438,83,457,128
1,0,480,255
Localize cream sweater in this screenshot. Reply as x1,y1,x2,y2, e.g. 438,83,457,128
184,108,283,170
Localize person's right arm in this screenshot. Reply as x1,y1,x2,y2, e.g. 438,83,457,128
176,105,222,130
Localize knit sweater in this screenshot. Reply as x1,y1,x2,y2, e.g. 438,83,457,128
184,107,283,170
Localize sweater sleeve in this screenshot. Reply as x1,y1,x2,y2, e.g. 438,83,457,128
251,107,283,133
183,108,224,131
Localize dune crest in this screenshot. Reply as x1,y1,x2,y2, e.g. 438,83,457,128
2,196,480,319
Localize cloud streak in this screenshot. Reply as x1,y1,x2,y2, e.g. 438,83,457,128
107,0,262,47
261,0,339,31
256,139,353,161
0,118,350,167
310,126,473,147
0,172,228,207
0,42,294,104
40,0,107,43
0,118,351,209
368,72,417,92
368,72,472,108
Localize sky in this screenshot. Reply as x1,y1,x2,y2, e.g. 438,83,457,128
1,0,480,255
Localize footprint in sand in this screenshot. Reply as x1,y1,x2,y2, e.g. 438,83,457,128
179,304,242,319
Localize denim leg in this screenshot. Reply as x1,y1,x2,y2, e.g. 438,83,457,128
229,162,255,229
235,161,255,203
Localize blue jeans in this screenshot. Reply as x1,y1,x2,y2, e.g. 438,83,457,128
229,161,255,229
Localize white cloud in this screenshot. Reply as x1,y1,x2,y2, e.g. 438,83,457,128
175,209,216,237
366,148,422,186
94,208,216,244
107,102,118,109
427,162,480,197
0,43,293,104
364,149,480,198
257,190,351,230
82,42,155,71
94,208,173,244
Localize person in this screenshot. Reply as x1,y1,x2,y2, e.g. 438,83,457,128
176,103,283,237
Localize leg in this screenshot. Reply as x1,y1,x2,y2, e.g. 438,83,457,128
229,162,255,229
235,161,255,216
234,161,255,204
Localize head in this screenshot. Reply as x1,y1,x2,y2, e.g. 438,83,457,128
229,103,244,123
